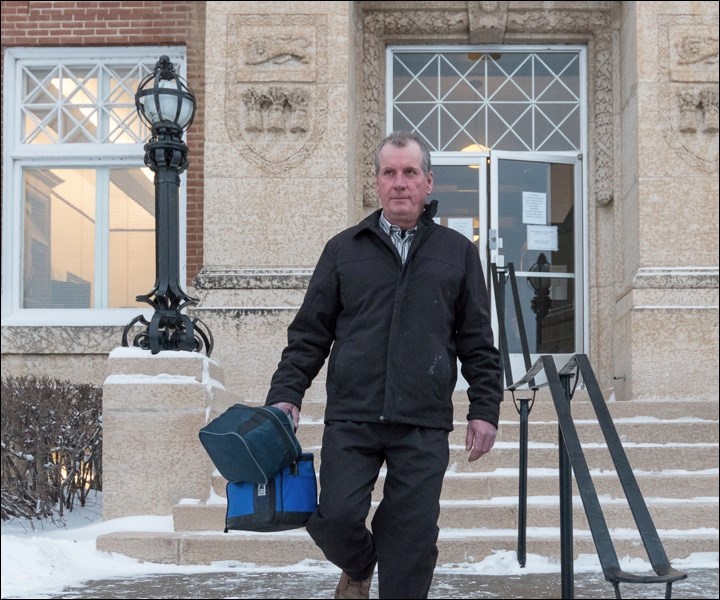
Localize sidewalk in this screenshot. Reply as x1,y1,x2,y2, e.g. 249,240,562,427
13,567,718,599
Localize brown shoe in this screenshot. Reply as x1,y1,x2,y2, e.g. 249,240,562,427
334,569,374,599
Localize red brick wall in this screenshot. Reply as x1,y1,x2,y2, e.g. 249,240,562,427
1,0,206,281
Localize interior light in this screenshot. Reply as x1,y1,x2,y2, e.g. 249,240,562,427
461,143,490,169
461,143,490,152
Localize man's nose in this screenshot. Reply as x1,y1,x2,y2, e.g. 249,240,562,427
392,174,408,187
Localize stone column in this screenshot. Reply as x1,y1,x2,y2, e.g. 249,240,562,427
102,347,233,519
614,2,719,401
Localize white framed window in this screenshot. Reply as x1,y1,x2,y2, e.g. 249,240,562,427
388,46,583,152
2,46,188,326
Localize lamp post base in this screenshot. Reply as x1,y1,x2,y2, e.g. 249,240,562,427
122,309,214,356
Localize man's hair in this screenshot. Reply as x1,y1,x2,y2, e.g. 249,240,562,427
374,131,432,175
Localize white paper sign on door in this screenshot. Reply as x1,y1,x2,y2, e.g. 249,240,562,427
527,225,558,251
522,191,547,225
447,218,475,242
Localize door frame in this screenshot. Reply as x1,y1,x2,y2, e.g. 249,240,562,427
432,150,585,387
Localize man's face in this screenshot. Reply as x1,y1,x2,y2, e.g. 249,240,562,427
376,141,433,228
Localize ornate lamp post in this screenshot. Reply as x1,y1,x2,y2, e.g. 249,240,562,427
528,252,551,349
122,56,213,356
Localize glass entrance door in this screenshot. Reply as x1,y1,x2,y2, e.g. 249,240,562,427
490,152,582,383
432,151,582,388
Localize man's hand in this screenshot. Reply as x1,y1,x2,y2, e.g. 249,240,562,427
271,401,300,431
465,419,497,462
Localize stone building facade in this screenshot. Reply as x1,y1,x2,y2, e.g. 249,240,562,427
2,1,718,407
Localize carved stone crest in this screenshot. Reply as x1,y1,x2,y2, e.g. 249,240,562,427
226,14,328,171
659,18,719,173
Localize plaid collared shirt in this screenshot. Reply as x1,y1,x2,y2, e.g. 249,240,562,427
379,211,417,264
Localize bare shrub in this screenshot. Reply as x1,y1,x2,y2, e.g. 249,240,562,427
1,375,102,524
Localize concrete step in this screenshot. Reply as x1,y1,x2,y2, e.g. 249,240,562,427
210,468,719,501
286,442,717,473
514,419,719,444
96,527,719,566
496,396,719,421
456,443,716,473
438,469,720,501
292,418,719,447
293,395,719,423
172,496,718,533
489,443,713,471
105,395,715,568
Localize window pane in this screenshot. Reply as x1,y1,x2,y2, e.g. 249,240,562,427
21,62,151,145
60,65,98,143
432,165,482,241
22,66,59,144
440,54,485,102
106,64,149,143
23,169,96,308
108,168,156,308
503,276,575,354
392,50,582,152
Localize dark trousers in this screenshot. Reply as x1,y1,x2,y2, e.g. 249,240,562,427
306,421,450,599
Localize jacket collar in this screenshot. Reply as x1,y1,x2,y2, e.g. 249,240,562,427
357,200,439,235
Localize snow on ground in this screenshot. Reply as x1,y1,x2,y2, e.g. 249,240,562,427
1,491,717,599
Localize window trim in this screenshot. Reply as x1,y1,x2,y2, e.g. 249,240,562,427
2,46,190,327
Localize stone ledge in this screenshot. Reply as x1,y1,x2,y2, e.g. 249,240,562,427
633,267,719,289
194,268,313,290
0,324,124,355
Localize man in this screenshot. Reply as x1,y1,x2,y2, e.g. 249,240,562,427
266,131,503,599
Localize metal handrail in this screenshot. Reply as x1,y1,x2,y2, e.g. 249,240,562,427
489,261,686,598
509,355,687,599
490,263,515,389
490,262,535,566
558,355,688,597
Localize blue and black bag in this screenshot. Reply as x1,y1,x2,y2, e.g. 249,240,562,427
225,452,317,532
199,403,301,484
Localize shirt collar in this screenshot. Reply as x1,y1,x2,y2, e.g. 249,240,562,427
379,211,418,237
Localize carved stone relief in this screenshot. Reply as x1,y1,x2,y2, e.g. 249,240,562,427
358,3,618,207
241,87,310,134
225,14,327,171
659,17,719,174
676,87,719,134
468,1,509,44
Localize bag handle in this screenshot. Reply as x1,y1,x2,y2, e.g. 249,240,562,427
246,406,301,459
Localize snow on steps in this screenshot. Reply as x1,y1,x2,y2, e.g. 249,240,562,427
96,395,719,565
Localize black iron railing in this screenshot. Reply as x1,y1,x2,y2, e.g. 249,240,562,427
509,355,687,599
490,262,687,599
491,262,534,566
